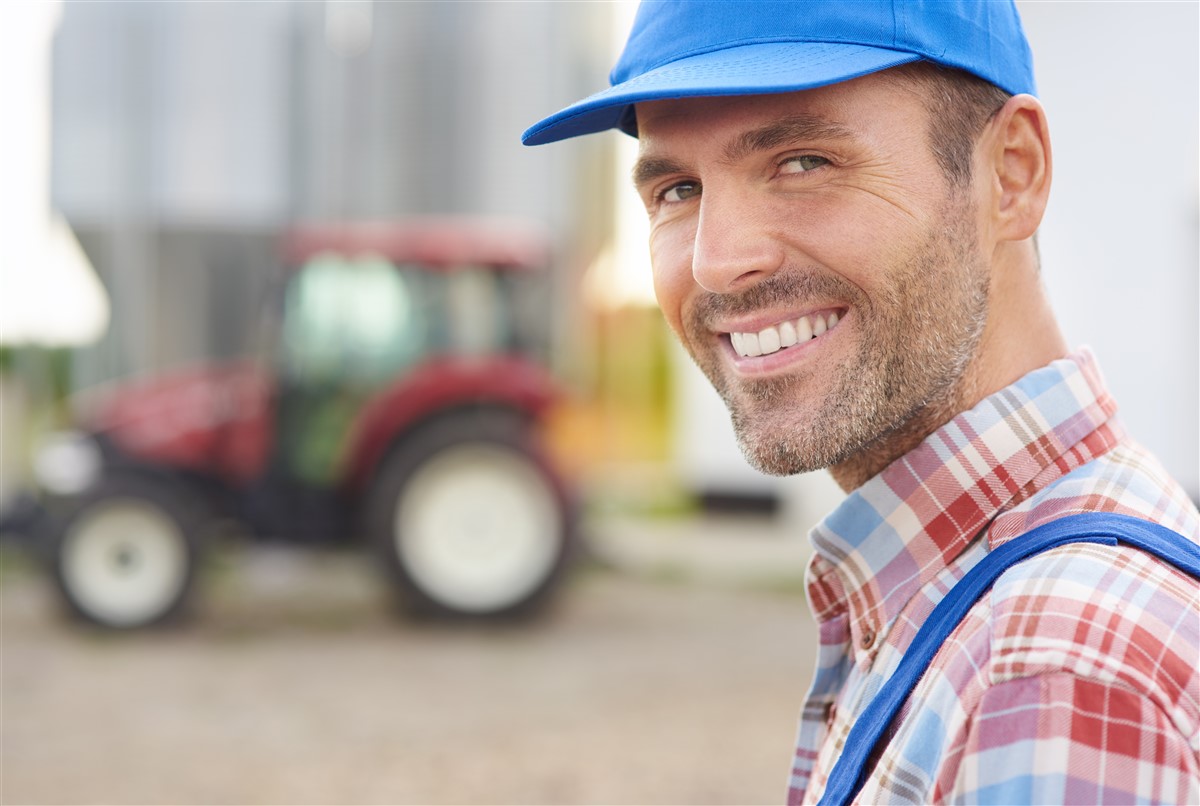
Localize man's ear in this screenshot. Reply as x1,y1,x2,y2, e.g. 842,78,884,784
984,94,1052,242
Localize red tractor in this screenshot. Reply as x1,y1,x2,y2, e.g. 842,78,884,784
21,219,578,628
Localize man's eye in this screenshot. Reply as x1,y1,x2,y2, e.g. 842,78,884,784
661,181,700,203
779,155,829,174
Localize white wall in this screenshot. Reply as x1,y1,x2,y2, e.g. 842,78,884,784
1020,1,1199,499
668,0,1200,517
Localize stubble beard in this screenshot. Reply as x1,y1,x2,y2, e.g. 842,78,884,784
684,199,990,479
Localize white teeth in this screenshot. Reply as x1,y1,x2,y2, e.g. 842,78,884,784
778,320,798,348
729,311,841,358
758,326,781,354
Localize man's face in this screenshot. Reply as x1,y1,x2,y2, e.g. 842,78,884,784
634,73,991,479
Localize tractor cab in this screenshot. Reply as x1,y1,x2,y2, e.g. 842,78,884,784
269,220,553,490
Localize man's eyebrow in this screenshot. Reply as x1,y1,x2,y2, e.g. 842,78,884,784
724,115,856,163
631,155,688,190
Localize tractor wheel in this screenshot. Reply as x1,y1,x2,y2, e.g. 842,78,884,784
367,413,575,619
50,474,204,629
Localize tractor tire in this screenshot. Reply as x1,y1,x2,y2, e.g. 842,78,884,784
367,412,575,619
50,474,204,629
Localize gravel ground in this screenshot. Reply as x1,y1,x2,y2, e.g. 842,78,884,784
1,520,818,806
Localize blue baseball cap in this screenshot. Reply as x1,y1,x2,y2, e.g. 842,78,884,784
522,0,1036,146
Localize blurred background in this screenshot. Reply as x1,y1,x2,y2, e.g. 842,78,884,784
1,2,1196,804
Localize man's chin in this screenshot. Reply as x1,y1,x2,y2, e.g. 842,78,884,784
725,382,897,478
704,362,854,474
740,448,823,478
728,407,834,477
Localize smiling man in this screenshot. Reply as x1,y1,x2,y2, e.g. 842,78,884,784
524,2,1199,804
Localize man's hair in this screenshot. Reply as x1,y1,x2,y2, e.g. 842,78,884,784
889,62,1014,187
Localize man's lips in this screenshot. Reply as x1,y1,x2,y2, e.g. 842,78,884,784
725,308,845,358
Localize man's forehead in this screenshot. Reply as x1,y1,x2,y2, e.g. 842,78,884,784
635,89,832,136
634,74,927,159
635,71,923,139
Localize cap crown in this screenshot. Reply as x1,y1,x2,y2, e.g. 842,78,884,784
613,0,1034,96
524,0,1035,145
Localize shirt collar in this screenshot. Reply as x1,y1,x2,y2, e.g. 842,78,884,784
805,349,1120,654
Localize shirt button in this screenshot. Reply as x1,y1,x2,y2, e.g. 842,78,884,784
860,627,876,649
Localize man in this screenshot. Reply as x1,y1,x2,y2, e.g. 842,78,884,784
524,1,1200,804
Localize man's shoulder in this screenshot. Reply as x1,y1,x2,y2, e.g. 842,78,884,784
988,538,1198,618
974,536,1199,737
963,437,1198,723
989,439,1199,547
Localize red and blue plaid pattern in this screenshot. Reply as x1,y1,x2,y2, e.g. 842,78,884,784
789,350,1200,804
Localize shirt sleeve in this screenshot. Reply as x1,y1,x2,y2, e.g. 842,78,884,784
945,672,1200,805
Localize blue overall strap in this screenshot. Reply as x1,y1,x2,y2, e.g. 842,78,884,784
817,512,1200,806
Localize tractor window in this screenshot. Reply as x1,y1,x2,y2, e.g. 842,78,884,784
282,253,425,384
443,267,507,355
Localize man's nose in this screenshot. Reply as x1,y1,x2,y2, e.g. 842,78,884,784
691,190,783,294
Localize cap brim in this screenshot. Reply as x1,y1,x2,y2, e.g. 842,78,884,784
522,41,921,146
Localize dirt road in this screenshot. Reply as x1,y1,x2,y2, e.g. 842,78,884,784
2,535,817,805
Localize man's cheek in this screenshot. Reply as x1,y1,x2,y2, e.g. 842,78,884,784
649,256,694,335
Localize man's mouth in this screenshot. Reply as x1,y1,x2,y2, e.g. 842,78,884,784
728,310,843,358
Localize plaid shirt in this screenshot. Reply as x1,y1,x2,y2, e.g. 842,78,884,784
789,349,1200,805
